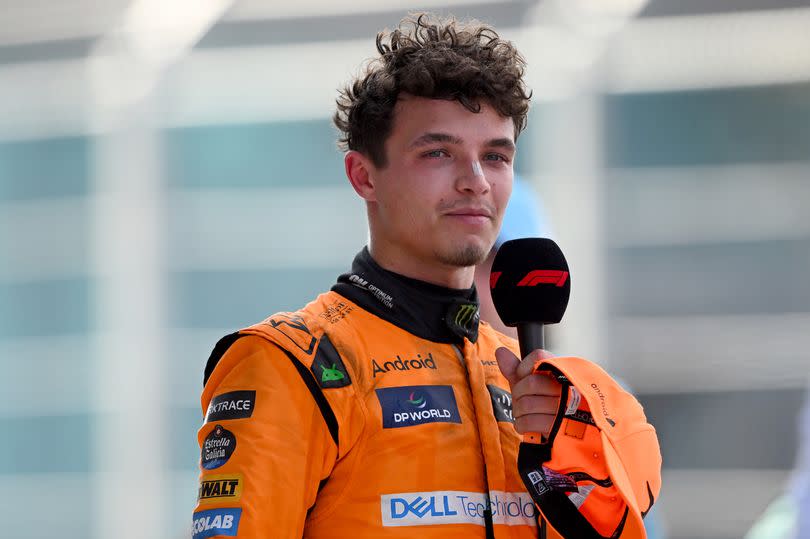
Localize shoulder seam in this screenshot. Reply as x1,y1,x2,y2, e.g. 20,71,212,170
203,332,246,387
274,344,341,448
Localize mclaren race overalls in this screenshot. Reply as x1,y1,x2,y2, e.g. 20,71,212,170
193,248,660,538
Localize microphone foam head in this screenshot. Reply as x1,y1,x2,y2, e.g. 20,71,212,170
489,238,570,326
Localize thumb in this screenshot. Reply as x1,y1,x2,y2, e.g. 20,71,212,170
495,347,520,387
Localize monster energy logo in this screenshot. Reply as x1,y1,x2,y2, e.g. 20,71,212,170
454,304,478,329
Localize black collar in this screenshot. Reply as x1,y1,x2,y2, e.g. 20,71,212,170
331,247,480,344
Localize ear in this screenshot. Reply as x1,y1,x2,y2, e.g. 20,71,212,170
344,150,377,202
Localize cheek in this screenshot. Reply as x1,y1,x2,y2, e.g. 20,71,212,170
493,173,513,209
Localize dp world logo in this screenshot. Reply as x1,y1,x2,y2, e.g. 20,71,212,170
406,391,427,409
376,385,461,429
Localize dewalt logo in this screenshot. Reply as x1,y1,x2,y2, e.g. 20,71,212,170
198,474,243,504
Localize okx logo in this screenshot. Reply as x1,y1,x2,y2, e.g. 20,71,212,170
376,385,461,429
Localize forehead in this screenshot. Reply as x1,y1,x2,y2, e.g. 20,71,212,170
389,95,515,143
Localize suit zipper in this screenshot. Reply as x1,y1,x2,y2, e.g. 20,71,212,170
455,343,496,538
452,344,465,366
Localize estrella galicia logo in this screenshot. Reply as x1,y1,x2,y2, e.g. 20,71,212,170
205,390,256,422
201,425,236,470
487,385,514,423
192,508,241,539
376,385,461,429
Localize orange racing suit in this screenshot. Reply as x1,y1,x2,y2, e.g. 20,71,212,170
192,248,660,538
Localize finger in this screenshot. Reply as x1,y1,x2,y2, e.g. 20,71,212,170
511,371,563,399
512,394,560,419
515,413,556,438
515,348,555,380
495,347,520,387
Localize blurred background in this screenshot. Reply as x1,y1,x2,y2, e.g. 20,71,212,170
1,0,809,538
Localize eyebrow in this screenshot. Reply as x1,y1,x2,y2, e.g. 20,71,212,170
408,132,516,152
487,138,516,152
409,132,463,148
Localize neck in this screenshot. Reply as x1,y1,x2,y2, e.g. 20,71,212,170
368,239,476,290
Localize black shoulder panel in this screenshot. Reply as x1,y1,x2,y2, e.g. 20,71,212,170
203,331,340,448
203,332,246,387
310,334,352,389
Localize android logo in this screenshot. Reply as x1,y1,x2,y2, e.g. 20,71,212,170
320,364,345,383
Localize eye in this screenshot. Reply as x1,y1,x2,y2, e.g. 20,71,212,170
483,153,509,163
422,149,449,158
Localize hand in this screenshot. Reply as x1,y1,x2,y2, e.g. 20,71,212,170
495,347,562,441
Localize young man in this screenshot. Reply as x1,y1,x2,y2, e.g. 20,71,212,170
193,14,661,539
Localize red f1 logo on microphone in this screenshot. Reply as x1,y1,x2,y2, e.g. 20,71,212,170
517,270,569,287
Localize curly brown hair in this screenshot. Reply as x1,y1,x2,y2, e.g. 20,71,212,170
334,13,531,167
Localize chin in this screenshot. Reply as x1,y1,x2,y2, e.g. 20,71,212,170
435,243,489,267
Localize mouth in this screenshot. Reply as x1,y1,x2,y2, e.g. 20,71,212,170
443,208,494,227
444,207,494,219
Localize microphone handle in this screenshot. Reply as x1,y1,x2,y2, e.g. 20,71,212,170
516,322,549,445
517,322,545,359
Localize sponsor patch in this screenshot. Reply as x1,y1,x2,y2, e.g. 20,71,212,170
376,385,461,429
445,301,479,341
201,425,236,470
192,508,241,539
319,300,354,324
381,490,536,527
487,384,514,423
206,391,256,422
349,274,394,308
310,335,351,389
197,474,243,504
372,353,437,377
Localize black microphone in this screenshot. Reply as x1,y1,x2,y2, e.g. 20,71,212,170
489,238,571,359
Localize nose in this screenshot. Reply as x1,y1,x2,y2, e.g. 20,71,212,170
456,159,490,195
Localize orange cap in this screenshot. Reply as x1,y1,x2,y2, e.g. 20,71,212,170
517,356,661,539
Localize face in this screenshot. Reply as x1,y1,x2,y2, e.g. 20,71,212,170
357,95,515,278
